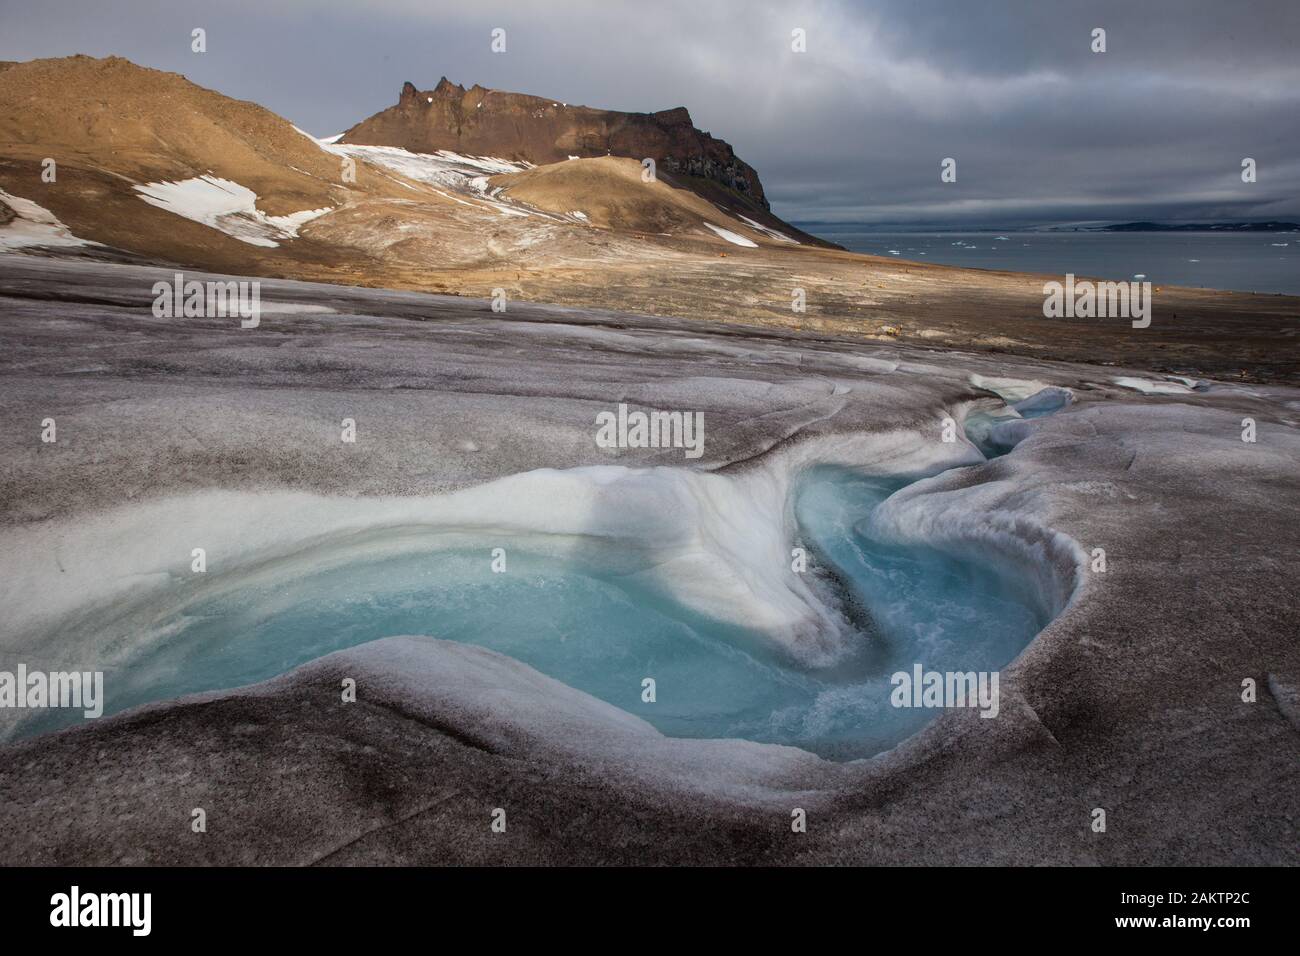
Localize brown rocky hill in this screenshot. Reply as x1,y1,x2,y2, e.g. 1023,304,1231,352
343,77,771,210
0,55,364,214
0,55,835,272
0,55,420,272
489,156,767,236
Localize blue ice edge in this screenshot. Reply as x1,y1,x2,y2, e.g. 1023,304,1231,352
14,457,1073,761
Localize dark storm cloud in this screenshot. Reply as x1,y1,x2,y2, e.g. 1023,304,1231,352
2,0,1296,226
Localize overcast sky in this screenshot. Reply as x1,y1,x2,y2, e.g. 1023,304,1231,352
3,0,1297,227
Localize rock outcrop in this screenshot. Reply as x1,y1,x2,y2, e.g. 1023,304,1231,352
342,77,770,211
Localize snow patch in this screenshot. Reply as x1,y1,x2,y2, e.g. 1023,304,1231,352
133,176,331,247
322,143,542,217
702,222,758,248
737,214,798,244
0,189,99,250
317,141,524,185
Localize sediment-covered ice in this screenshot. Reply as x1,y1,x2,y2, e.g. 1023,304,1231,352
1113,375,1196,395
278,635,844,801
3,258,1296,863
1013,386,1073,417
970,373,1050,404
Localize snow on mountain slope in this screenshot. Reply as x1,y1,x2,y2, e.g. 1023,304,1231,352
704,222,758,247
0,189,100,250
134,176,332,248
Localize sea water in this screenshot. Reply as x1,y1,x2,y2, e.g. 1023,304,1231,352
802,228,1300,296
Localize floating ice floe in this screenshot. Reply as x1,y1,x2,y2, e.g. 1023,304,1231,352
702,222,757,247
0,189,99,250
133,176,331,247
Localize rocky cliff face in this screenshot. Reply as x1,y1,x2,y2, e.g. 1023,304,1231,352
341,78,770,210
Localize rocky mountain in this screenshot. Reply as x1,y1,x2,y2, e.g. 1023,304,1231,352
0,56,366,213
1,55,853,317
341,78,771,212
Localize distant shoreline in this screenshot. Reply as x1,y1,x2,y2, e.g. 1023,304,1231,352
795,221,1300,234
